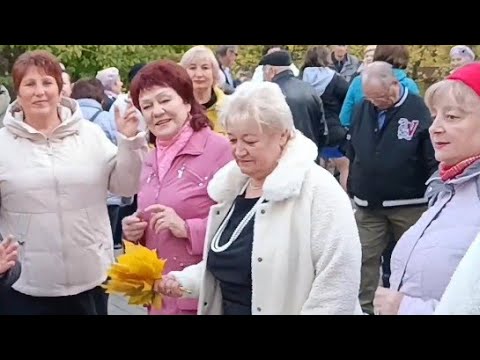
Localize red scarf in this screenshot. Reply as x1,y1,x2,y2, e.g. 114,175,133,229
439,155,480,182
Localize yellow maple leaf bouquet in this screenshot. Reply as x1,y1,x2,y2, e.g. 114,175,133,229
103,241,167,309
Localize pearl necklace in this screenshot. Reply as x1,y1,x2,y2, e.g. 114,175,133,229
210,181,264,253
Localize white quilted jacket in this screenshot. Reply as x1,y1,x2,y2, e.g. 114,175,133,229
0,98,148,296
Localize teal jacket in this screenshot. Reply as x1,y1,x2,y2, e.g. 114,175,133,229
339,69,420,127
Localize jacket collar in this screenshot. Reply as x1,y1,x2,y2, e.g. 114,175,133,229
272,69,294,82
207,86,226,112
425,159,480,204
4,97,83,141
146,126,213,169
178,126,212,156
77,98,103,110
207,130,318,204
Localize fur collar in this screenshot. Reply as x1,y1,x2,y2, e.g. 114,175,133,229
207,130,318,203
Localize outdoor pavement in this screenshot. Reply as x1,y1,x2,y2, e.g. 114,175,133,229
108,293,147,315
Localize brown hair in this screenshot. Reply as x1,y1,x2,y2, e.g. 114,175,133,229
302,45,330,69
71,78,105,104
12,50,63,94
373,45,410,70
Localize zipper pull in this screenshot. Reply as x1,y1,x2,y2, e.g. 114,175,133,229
147,172,155,184
177,165,186,179
46,138,53,156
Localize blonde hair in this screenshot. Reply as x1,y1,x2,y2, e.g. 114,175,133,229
220,81,295,134
180,46,220,85
425,79,480,114
364,45,377,54
96,67,120,91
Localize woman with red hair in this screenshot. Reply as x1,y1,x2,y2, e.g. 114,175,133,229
122,60,232,315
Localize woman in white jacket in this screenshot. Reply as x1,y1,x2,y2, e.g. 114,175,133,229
154,81,362,315
0,50,147,315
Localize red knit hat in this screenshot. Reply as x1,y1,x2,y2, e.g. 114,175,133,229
447,62,480,97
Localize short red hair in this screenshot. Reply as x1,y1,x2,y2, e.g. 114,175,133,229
130,59,212,135
12,50,63,94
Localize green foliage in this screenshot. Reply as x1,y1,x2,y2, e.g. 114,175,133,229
0,45,192,86
1,45,478,93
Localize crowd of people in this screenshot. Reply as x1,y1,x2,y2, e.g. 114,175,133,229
0,44,479,315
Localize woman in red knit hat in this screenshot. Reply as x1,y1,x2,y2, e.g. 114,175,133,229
373,62,480,315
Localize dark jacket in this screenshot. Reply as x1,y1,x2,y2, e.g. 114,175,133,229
272,70,328,155
102,95,116,112
302,67,349,147
345,88,438,209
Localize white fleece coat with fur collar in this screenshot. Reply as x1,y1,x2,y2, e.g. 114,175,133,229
170,131,363,315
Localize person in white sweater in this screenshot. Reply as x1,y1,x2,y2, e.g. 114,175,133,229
153,81,363,315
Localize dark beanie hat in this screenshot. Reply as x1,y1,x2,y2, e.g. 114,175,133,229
447,62,480,97
128,63,146,83
259,50,292,66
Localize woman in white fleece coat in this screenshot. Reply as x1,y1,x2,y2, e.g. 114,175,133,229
154,81,363,315
0,50,147,315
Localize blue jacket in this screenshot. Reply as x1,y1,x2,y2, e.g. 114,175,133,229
339,68,420,127
77,98,128,206
77,98,117,145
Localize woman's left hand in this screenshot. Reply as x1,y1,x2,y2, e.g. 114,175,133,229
373,287,404,315
144,204,188,238
115,103,140,138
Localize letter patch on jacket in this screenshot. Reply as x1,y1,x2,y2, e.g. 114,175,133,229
397,118,419,141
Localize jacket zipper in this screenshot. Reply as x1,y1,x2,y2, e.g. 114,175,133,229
178,163,208,184
47,138,68,285
147,171,156,184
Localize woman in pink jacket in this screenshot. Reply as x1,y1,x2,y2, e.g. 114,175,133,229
122,60,232,315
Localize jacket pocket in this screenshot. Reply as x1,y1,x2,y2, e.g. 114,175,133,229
84,207,111,251
2,212,31,242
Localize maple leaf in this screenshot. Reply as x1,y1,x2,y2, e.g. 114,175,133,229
103,241,167,309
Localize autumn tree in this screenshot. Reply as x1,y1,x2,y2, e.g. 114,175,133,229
1,44,477,96
0,45,192,94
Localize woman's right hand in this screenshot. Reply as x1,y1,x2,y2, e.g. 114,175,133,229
154,274,183,298
122,212,148,243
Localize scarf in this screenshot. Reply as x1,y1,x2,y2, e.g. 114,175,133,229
155,121,194,184
439,155,480,182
